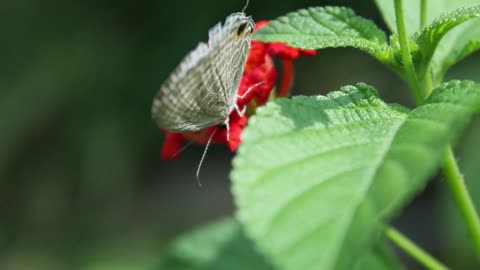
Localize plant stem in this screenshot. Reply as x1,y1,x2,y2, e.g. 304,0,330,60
392,2,452,268
398,0,480,263
419,69,434,100
417,15,480,259
420,0,428,29
386,227,450,270
442,148,480,258
395,0,423,104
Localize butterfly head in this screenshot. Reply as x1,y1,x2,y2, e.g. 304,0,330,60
226,13,255,40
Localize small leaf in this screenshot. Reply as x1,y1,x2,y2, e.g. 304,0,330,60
232,81,480,270
430,23,480,85
374,0,480,35
439,39,480,79
156,218,275,270
253,6,393,65
375,0,480,84
415,5,480,78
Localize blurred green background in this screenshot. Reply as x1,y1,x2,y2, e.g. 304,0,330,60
0,0,479,269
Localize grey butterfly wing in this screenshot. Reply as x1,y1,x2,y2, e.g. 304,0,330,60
207,13,253,112
152,13,254,133
153,42,225,132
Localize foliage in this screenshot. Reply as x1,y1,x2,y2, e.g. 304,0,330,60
11,0,477,269
253,7,393,65
232,80,480,269
157,218,403,270
161,0,480,269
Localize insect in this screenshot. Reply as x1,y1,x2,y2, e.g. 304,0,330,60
151,6,256,185
151,12,255,136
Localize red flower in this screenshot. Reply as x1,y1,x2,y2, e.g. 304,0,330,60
160,20,316,160
161,132,184,160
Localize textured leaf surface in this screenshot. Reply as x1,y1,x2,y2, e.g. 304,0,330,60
232,81,480,270
253,7,392,64
415,5,480,79
156,218,403,270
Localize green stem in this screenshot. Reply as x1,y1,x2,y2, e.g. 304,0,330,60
420,69,434,98
420,0,428,29
419,29,480,265
386,227,450,270
442,148,480,258
395,0,424,104
398,0,480,263
392,2,452,268
419,50,480,261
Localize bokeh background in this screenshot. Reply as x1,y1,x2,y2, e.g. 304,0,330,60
1,0,479,269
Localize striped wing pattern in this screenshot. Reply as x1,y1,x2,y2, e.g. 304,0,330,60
152,13,254,132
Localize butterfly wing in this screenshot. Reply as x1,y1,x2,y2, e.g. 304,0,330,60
152,13,254,133
206,13,253,114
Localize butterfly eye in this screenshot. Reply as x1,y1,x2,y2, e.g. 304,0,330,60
236,23,248,36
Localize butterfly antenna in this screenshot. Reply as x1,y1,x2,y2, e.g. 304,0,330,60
241,0,249,13
196,127,218,187
170,140,194,159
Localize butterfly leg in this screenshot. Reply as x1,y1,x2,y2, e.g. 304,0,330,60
234,104,247,117
224,118,230,141
237,81,265,99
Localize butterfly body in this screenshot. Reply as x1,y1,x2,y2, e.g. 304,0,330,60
152,13,255,133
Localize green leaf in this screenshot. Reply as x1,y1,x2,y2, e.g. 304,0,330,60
430,21,480,85
439,39,480,78
156,218,402,270
232,81,480,270
156,218,275,270
415,5,480,79
375,0,480,84
253,6,392,65
374,0,480,35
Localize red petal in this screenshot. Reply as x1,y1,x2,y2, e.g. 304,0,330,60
237,55,277,107
268,43,317,60
300,49,317,57
182,127,226,145
254,20,269,31
161,132,184,160
268,42,300,60
277,59,294,97
245,41,268,72
226,114,248,151
212,126,228,144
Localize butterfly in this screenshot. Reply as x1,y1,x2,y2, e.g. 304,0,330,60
152,12,255,135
